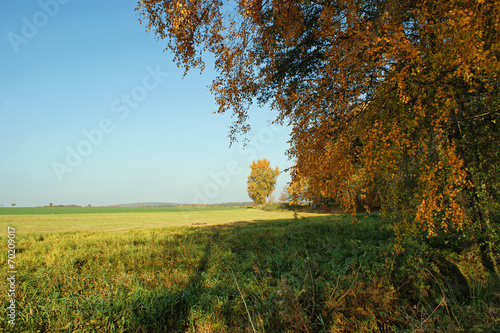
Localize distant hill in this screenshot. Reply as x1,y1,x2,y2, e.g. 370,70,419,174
108,202,179,207
108,202,253,207
211,202,253,207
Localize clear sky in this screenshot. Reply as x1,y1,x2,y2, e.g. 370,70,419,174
0,0,292,207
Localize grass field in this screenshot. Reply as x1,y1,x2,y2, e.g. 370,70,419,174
0,206,230,215
0,207,498,332
0,206,327,234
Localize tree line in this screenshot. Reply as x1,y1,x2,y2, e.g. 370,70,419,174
137,0,499,274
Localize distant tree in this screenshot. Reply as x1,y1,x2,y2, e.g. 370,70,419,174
281,173,310,206
49,203,53,207
278,186,291,204
247,159,280,205
138,0,500,272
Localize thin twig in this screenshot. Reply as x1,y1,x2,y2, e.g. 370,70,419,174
230,268,257,333
412,297,446,333
330,252,366,307
426,269,451,318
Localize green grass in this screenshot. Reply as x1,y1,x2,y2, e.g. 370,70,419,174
0,208,498,332
0,206,243,215
0,207,327,234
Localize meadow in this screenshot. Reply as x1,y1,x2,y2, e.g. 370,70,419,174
0,207,498,332
0,206,325,234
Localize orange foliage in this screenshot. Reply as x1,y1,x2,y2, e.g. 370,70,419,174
137,0,500,243
247,159,280,205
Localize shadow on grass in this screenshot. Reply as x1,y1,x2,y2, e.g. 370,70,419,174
129,213,398,332
128,230,221,332
47,213,495,332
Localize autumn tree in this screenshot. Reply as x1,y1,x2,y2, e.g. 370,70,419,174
137,0,500,272
247,159,280,205
280,174,309,206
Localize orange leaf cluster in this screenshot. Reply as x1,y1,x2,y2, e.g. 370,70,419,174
137,0,500,243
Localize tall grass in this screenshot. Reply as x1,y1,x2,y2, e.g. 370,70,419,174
0,213,498,332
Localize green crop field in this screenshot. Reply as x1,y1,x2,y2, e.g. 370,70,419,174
0,206,327,234
0,206,188,215
0,206,245,215
0,207,498,332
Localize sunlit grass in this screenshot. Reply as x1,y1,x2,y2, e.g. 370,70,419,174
0,209,498,332
0,207,327,234
0,206,230,215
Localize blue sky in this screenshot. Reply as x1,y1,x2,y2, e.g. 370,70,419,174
0,0,292,207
